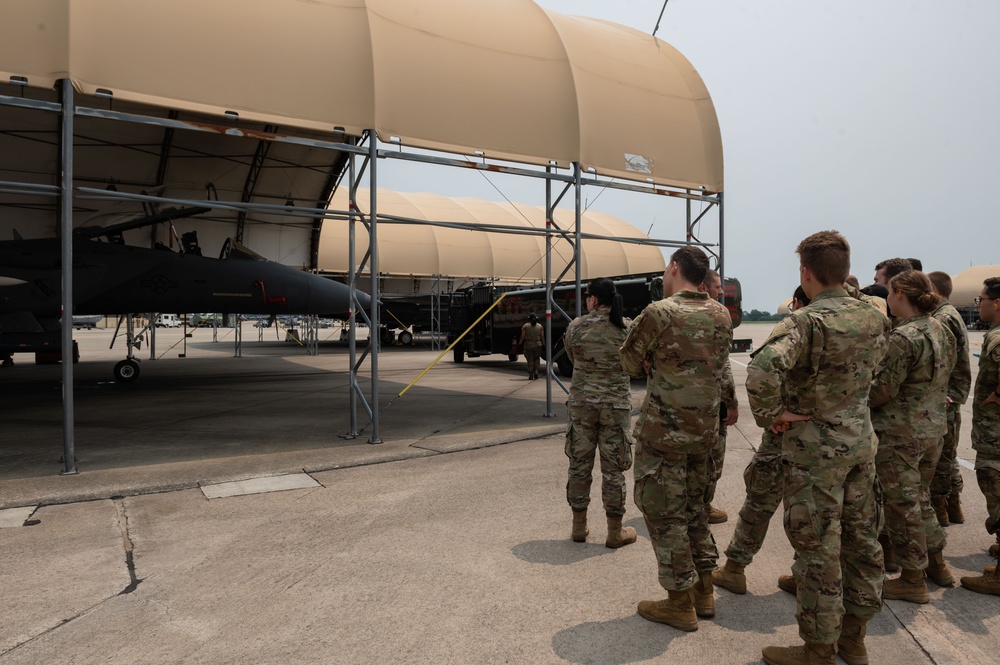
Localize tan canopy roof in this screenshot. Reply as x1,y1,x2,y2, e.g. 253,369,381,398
318,189,666,281
1,0,723,192
951,265,1000,308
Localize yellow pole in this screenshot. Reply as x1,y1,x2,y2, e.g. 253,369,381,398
397,292,509,398
382,306,410,332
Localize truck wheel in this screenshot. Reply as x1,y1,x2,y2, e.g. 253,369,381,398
113,359,140,383
556,355,573,378
398,331,413,345
453,347,465,363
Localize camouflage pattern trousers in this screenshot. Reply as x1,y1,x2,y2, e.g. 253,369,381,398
875,434,945,570
524,347,541,378
931,404,964,500
703,425,727,504
725,429,783,566
634,451,718,591
974,450,1000,537
565,402,633,516
783,460,883,645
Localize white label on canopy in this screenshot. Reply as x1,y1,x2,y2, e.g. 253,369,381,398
625,153,654,174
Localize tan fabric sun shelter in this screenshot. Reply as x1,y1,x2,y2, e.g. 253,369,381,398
951,265,1000,309
1,0,723,192
319,189,666,282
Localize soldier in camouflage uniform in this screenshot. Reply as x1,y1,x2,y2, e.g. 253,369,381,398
870,271,957,603
713,286,810,596
748,231,889,665
699,269,739,525
927,271,973,526
960,277,1000,595
563,277,636,549
619,247,733,633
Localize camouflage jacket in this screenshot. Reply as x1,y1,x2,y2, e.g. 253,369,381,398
845,283,889,317
972,322,1000,454
564,308,631,406
870,314,955,439
619,291,732,458
747,288,890,468
931,300,972,404
722,362,737,414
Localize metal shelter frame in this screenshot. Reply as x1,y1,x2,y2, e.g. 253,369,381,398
0,80,723,475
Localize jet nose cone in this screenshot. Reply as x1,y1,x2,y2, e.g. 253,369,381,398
354,289,373,310
313,276,371,317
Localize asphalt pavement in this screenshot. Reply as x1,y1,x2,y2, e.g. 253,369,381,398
1,323,997,664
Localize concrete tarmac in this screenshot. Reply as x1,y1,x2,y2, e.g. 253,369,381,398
1,323,997,664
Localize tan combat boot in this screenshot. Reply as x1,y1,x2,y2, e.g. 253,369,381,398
925,550,955,587
883,567,930,603
637,589,698,632
777,573,797,595
837,613,869,665
961,560,1000,596
761,642,836,665
946,494,965,524
690,571,715,618
932,496,950,527
706,503,729,524
879,533,900,573
711,559,747,595
571,509,588,542
605,515,637,549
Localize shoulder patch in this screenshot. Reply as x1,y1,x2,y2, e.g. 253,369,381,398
987,330,1000,358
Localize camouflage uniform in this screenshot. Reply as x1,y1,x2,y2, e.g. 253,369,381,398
620,291,732,591
973,323,1000,537
747,288,889,646
930,301,972,502
870,314,956,570
705,363,737,504
521,321,543,379
724,284,872,566
724,427,784,566
563,309,633,517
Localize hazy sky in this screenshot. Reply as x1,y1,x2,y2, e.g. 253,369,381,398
378,1,1000,312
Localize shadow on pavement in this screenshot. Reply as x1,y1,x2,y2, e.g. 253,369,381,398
711,591,791,634
511,539,614,565
551,615,673,664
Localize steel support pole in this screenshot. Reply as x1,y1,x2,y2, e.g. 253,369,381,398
686,192,693,241
574,164,582,317
718,192,726,305
543,167,555,418
59,79,77,475
368,137,382,444
346,150,359,437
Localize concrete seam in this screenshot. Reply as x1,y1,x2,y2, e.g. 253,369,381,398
113,498,142,595
0,502,139,657
409,427,563,453
882,600,939,665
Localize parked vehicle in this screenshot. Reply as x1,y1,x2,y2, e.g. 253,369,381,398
155,314,182,328
445,272,744,376
71,314,102,329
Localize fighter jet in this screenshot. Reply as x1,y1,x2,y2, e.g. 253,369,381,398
0,228,369,379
